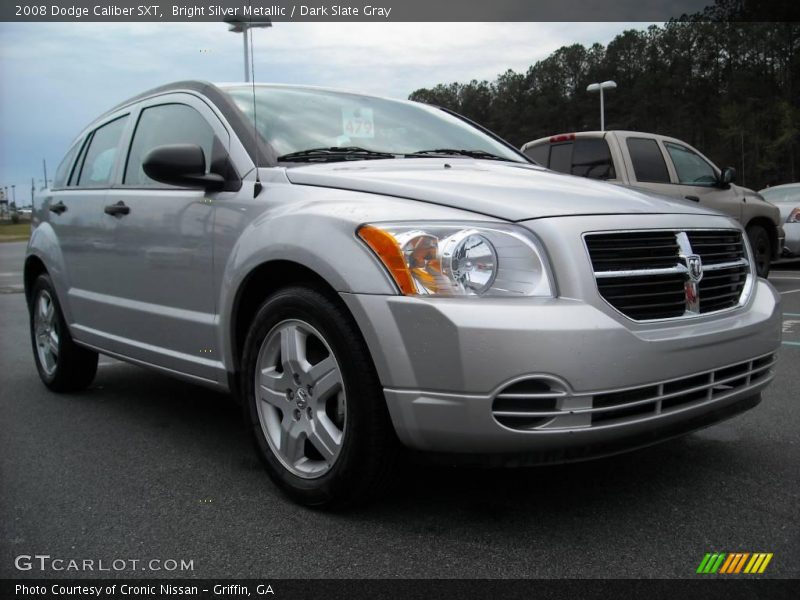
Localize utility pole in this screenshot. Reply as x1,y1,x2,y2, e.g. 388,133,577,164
43,159,48,189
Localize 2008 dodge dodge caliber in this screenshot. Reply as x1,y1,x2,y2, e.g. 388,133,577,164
27,81,781,507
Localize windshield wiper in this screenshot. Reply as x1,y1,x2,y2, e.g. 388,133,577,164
409,148,515,162
277,147,396,163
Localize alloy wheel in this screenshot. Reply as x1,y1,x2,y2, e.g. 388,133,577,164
254,319,347,479
33,290,59,376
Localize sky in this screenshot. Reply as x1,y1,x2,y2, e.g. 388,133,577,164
0,21,655,203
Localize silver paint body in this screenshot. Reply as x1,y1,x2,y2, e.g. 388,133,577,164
28,84,782,454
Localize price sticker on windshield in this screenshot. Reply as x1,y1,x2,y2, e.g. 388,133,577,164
342,108,375,139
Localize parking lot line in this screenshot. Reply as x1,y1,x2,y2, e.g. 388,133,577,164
784,313,800,317
780,289,800,295
782,341,800,347
771,276,800,280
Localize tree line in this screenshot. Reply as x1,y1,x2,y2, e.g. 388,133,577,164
409,5,799,190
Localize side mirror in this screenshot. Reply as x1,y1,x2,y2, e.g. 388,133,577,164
142,144,225,191
719,166,736,187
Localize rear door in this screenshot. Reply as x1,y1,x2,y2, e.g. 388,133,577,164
619,135,676,198
48,114,132,349
100,93,231,382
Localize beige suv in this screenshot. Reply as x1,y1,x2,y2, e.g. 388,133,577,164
522,131,783,277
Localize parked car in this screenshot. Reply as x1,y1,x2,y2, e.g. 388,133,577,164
26,82,781,507
521,131,783,277
759,183,800,257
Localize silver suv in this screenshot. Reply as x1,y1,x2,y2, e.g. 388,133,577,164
27,82,781,507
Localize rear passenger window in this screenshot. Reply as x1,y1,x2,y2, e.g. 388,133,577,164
572,139,615,180
76,116,129,187
124,104,216,187
53,140,82,188
626,138,670,183
549,143,573,174
524,144,549,166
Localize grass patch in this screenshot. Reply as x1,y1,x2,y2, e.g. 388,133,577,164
0,221,32,242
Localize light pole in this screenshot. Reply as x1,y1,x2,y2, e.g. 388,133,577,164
225,18,272,82
586,80,617,131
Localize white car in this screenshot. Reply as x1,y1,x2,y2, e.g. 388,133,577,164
759,183,800,257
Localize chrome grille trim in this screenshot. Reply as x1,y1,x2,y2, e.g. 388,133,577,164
594,258,748,279
584,229,753,322
491,353,776,431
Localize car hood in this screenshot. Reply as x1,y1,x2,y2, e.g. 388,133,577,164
284,158,719,221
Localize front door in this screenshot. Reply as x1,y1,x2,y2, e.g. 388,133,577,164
101,94,232,383
661,140,743,222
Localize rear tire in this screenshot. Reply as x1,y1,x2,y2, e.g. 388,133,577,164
241,285,398,508
746,224,772,278
29,274,98,392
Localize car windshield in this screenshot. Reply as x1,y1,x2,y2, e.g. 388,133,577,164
223,85,526,164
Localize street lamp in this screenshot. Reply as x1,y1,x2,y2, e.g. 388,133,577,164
225,17,272,82
586,80,617,132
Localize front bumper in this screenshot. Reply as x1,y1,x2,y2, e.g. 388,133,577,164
776,224,786,259
782,222,800,256
341,279,781,455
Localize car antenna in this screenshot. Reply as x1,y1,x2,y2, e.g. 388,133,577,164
249,5,263,198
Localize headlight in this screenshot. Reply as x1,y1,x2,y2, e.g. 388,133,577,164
357,222,554,297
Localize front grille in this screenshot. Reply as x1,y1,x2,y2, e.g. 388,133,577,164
585,229,750,321
586,231,680,271
491,354,776,431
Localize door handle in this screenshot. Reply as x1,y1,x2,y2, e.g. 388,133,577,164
104,201,130,216
49,201,67,215
684,195,700,202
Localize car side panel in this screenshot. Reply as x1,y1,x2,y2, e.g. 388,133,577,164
213,177,499,382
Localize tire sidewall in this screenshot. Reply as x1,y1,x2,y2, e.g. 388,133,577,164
241,286,379,506
29,274,63,386
747,225,771,277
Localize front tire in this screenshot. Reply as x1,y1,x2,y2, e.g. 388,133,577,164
746,224,772,278
241,285,398,508
29,274,98,392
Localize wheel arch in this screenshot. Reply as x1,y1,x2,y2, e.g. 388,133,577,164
24,255,48,307
228,259,360,394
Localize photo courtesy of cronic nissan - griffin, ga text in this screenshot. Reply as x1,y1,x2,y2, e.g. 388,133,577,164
25,81,781,507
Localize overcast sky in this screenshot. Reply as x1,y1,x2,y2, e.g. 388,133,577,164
0,21,653,200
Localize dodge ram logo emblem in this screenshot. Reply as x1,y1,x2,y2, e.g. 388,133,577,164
686,254,703,283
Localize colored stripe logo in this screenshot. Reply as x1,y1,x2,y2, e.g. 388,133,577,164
696,552,773,574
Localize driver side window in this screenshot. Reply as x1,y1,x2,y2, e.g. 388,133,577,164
124,103,216,187
664,142,717,186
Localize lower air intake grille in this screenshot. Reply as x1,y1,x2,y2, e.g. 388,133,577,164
491,354,776,431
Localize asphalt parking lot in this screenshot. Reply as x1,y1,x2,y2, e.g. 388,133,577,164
1,240,798,579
